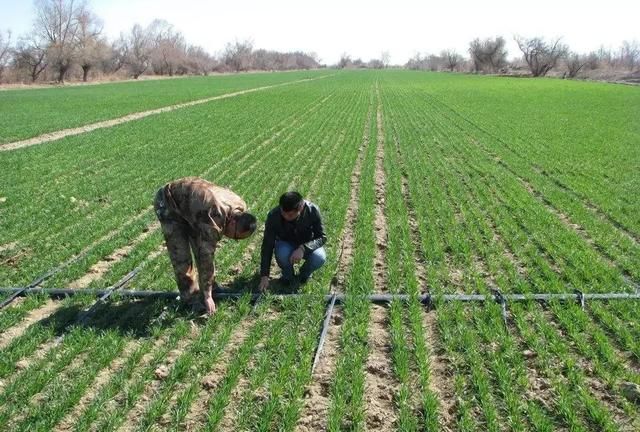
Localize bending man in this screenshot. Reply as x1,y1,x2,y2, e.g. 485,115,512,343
259,191,327,291
154,177,256,314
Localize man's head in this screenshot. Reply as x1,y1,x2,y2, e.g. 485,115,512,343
224,212,257,240
279,191,304,221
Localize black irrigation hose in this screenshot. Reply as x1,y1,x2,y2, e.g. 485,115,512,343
0,241,123,310
1,287,640,303
0,267,60,310
311,293,337,374
52,268,143,345
76,267,141,325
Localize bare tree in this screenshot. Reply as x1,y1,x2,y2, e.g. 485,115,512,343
337,53,351,69
223,39,253,72
105,36,128,74
515,36,568,77
13,35,48,82
406,53,427,70
441,49,463,72
380,51,390,68
468,36,508,73
0,30,12,81
368,58,384,69
186,45,213,75
619,40,640,71
123,24,152,78
34,0,88,82
148,20,186,75
565,52,590,78
75,9,104,81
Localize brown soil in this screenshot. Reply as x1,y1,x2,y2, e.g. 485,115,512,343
3,349,93,430
373,84,389,293
53,340,140,432
541,309,635,427
295,309,344,431
0,247,31,267
0,300,61,350
393,134,429,292
471,255,499,291
0,76,330,152
172,316,257,430
488,218,528,279
364,304,397,430
209,311,281,431
0,241,18,253
68,222,159,289
117,325,200,431
390,123,439,292
296,88,376,430
423,309,455,431
446,260,466,293
331,88,374,291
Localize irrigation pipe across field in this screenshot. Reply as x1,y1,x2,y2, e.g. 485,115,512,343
2,287,640,303
2,285,638,374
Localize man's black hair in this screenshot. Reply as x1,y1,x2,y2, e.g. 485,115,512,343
279,191,303,212
237,212,257,234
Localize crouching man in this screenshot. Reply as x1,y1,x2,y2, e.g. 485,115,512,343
258,192,327,291
154,177,256,315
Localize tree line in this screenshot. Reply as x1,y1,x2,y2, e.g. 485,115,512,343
402,36,639,79
1,1,638,84
0,0,320,84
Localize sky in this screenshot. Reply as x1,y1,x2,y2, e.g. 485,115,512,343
1,0,638,65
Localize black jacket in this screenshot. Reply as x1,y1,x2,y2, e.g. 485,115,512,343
260,200,327,276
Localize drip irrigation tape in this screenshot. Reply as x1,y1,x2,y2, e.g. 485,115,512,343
311,293,337,374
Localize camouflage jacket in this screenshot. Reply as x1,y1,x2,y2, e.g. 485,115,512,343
162,177,247,243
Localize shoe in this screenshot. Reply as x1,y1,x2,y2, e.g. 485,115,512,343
299,275,310,285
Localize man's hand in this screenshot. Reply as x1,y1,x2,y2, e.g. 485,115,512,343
289,246,304,264
203,295,216,315
258,276,270,292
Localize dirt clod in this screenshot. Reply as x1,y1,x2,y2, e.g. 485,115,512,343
154,365,170,380
201,375,218,390
15,360,29,370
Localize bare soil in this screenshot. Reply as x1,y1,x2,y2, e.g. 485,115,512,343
117,325,200,431
174,315,256,430
373,85,389,293
331,89,374,291
423,309,456,431
68,222,159,289
0,300,61,350
296,309,344,431
53,340,140,432
297,92,375,429
364,304,397,430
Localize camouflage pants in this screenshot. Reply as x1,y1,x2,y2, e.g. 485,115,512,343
153,188,215,304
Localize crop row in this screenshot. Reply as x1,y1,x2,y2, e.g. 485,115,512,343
0,72,375,431
0,79,332,286
381,77,639,430
0,70,327,144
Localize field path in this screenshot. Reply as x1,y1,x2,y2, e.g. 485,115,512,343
0,75,330,152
